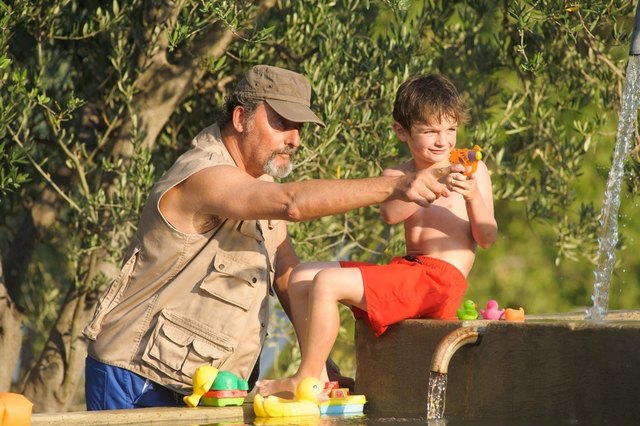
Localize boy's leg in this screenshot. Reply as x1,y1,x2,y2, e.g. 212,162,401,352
296,267,366,379
288,262,340,362
256,266,365,397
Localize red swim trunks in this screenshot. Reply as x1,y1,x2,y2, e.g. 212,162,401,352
340,256,467,337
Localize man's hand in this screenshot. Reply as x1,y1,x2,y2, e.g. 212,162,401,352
396,164,465,207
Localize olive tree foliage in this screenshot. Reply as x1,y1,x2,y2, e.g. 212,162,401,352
0,0,638,410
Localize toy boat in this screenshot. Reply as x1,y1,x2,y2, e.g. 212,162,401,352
185,367,250,407
318,381,366,415
201,389,248,407
253,378,367,417
200,370,249,407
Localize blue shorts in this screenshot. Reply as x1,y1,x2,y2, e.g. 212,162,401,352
85,357,184,410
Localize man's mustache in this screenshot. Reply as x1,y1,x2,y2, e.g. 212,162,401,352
275,146,298,157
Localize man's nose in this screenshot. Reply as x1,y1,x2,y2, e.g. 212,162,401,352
288,128,301,148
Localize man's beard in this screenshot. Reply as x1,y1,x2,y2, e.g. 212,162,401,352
263,147,297,178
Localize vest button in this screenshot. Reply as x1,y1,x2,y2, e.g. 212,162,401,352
252,277,257,283
219,264,225,269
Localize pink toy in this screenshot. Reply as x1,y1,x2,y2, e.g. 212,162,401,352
480,299,505,320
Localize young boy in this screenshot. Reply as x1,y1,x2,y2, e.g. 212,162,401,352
256,74,497,398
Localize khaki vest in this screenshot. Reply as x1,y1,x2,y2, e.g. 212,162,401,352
83,124,279,394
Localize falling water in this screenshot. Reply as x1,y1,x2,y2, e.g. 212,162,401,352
426,371,447,420
586,55,640,320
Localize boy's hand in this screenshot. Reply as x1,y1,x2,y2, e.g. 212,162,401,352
450,171,479,201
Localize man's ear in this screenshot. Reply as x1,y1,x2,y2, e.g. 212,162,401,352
232,105,247,133
393,122,408,141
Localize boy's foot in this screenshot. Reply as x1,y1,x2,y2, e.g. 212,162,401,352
255,377,298,399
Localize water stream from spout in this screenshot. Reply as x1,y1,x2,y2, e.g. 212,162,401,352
586,55,640,320
426,371,447,420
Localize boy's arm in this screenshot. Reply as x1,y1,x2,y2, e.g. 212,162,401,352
380,166,422,224
452,161,497,248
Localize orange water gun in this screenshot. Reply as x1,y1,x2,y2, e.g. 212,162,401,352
449,145,482,176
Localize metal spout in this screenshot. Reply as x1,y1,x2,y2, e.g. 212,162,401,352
430,327,484,375
631,1,640,55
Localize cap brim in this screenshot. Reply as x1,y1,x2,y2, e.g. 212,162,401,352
266,99,325,128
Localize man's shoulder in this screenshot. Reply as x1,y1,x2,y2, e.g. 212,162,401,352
179,123,234,166
192,124,223,149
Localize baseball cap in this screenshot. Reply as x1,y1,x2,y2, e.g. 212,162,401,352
233,65,325,127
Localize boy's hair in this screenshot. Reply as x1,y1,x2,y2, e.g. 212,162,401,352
392,74,468,131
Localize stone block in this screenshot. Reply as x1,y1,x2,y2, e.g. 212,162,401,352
354,312,640,422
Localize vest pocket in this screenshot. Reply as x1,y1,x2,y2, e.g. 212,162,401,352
199,252,265,311
142,308,235,382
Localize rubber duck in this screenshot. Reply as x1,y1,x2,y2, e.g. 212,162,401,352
0,392,33,426
184,365,219,407
480,299,505,320
254,377,324,418
456,299,479,320
504,307,525,322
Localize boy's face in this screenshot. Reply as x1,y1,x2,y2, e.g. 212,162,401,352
393,115,458,166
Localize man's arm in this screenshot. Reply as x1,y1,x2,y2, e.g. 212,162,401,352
379,166,422,224
161,163,464,233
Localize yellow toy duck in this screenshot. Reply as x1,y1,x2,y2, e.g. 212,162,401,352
184,365,219,407
254,377,324,418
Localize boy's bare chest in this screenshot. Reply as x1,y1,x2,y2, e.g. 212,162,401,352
409,194,468,227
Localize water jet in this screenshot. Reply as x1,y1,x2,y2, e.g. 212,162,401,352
426,326,483,419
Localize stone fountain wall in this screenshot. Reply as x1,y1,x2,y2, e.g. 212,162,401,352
354,311,640,423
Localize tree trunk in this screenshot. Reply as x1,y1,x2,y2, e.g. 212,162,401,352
21,285,94,412
19,0,277,412
3,186,62,309
0,259,23,391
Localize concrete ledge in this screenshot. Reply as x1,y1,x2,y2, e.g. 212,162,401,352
32,404,254,425
354,311,640,422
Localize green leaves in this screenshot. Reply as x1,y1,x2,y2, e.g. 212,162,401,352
0,140,30,194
